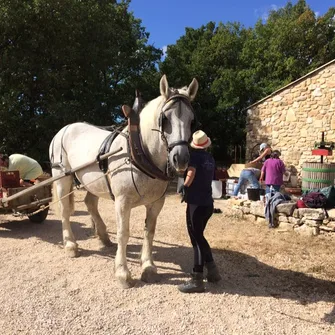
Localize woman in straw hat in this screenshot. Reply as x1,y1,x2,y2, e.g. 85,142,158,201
178,130,221,293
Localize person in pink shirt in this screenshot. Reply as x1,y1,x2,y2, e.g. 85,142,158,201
259,150,285,194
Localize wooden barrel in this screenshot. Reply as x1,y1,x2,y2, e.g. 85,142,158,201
301,162,335,191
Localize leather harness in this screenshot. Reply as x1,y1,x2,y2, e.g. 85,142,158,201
52,91,196,200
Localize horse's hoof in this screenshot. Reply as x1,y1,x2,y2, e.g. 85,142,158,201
141,266,160,283
100,238,113,247
115,267,134,288
117,278,135,289
65,246,80,258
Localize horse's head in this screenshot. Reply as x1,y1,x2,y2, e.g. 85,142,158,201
159,75,199,173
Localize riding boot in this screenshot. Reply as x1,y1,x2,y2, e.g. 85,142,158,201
178,272,205,293
205,261,222,283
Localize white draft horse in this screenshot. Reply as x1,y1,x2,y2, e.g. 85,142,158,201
49,75,199,288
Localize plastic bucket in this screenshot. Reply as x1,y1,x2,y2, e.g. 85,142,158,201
226,178,238,196
212,180,222,199
247,188,261,201
226,178,247,196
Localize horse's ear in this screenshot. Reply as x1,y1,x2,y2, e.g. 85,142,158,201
160,74,170,98
122,105,132,118
187,78,199,101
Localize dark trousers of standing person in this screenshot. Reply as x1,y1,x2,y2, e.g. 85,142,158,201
186,203,214,272
178,203,222,293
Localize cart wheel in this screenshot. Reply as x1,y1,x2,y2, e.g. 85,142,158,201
28,207,49,223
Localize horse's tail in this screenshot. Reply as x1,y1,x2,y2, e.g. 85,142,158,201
51,180,75,217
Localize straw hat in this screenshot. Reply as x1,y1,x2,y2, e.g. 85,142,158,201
190,130,211,149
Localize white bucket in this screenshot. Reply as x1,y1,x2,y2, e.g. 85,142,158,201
226,178,248,196
226,178,238,196
212,180,222,199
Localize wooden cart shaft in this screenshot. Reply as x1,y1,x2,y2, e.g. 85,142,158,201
0,147,122,207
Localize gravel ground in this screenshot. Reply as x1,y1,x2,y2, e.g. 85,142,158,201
0,189,334,335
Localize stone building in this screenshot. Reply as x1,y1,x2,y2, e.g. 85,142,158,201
246,59,335,183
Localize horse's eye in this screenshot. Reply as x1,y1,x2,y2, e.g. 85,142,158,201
162,115,168,124
159,114,167,126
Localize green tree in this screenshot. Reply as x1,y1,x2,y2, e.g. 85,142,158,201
242,0,335,96
161,0,335,163
0,0,161,161
160,22,251,162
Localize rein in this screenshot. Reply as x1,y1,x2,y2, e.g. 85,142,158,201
126,91,195,181
126,107,173,181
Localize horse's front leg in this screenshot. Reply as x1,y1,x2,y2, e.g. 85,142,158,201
141,197,165,283
114,199,133,288
84,191,112,246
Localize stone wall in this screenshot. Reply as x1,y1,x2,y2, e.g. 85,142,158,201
246,60,335,182
232,199,335,236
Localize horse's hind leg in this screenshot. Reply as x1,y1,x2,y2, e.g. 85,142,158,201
84,191,112,247
114,198,133,288
141,197,165,283
54,175,79,258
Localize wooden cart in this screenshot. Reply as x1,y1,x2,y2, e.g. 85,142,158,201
0,173,52,223
0,147,123,223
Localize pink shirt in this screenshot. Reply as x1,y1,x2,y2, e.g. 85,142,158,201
262,158,285,185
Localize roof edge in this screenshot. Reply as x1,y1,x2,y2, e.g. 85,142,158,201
244,58,335,111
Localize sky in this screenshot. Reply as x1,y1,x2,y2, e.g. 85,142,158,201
129,0,334,54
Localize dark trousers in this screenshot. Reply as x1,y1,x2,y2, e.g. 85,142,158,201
186,203,214,273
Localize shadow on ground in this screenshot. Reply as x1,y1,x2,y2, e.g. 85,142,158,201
1,216,334,324
0,215,92,245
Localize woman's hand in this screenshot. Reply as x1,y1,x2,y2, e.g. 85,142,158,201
178,185,189,203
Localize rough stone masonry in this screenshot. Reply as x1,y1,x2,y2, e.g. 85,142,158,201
230,199,335,237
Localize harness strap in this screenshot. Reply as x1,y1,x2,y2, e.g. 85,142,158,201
98,131,120,173
127,108,173,181
50,124,71,170
97,130,127,200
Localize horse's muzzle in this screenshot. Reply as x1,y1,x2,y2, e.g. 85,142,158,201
170,146,190,172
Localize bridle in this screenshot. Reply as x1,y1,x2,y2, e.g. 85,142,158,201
120,89,199,184
156,91,197,153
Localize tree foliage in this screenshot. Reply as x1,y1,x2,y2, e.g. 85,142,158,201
160,0,335,163
1,0,335,166
0,0,161,161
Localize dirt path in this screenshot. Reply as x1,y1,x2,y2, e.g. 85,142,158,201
0,190,334,335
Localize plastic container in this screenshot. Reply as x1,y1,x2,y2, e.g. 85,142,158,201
226,178,247,196
247,188,261,201
212,180,222,199
226,178,238,196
